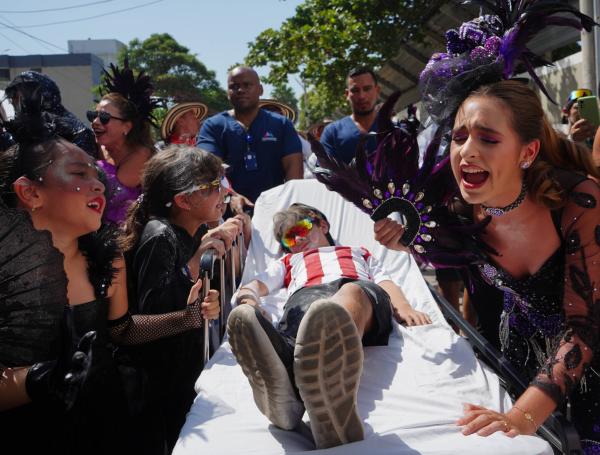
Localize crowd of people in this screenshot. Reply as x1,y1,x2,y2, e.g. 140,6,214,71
0,1,599,454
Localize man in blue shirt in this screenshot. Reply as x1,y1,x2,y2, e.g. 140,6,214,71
320,68,381,164
197,66,302,208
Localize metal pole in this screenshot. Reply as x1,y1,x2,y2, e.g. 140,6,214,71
219,257,226,340
580,0,596,90
230,238,237,296
594,0,600,92
202,271,211,366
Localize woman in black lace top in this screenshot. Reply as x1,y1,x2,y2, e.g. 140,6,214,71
0,103,219,453
376,81,600,450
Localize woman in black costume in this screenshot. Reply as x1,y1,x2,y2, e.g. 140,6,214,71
0,93,219,454
313,2,599,451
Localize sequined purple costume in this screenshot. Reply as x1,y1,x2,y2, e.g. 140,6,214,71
97,160,141,226
467,173,600,452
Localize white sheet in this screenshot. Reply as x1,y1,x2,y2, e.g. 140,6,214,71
174,180,552,455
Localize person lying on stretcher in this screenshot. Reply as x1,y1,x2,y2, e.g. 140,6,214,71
227,203,431,449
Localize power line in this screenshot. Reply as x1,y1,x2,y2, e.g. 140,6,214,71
0,30,29,53
0,20,66,52
2,0,165,29
0,1,115,14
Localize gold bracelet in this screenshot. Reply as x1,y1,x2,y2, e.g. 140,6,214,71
512,405,537,431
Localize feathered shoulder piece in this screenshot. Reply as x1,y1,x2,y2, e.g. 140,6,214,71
100,59,160,127
311,93,492,268
78,224,121,299
420,0,596,124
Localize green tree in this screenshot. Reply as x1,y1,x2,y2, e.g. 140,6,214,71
270,82,299,114
246,0,441,128
120,33,229,112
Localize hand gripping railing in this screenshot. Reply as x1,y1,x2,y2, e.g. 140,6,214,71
200,232,247,364
427,282,582,455
199,248,219,366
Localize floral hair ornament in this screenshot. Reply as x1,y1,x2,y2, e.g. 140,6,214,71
311,93,492,268
419,0,596,125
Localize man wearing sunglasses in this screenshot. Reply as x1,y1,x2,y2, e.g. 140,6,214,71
227,204,431,450
197,66,303,211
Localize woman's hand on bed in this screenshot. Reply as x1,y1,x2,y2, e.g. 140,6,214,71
392,304,432,326
373,219,409,252
457,403,520,438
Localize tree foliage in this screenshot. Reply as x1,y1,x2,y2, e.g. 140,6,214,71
270,82,299,115
120,33,229,112
246,0,439,128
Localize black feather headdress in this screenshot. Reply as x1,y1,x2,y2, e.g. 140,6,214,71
100,59,160,127
311,93,492,268
420,0,596,124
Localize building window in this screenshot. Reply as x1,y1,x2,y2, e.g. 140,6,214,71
0,69,9,81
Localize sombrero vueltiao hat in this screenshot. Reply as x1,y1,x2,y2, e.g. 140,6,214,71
259,99,296,123
160,102,208,141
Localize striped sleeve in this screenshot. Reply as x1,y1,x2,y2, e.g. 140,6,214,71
254,256,287,293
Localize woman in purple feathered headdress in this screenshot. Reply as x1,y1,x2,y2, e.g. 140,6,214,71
373,1,600,450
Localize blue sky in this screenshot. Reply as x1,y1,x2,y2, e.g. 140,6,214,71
0,0,305,96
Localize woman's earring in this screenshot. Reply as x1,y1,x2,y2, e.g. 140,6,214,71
31,206,36,212
520,161,530,169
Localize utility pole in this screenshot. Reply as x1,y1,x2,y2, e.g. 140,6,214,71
580,0,596,91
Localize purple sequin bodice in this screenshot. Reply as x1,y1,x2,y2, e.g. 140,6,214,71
97,160,141,226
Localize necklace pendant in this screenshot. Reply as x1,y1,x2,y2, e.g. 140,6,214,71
484,207,505,216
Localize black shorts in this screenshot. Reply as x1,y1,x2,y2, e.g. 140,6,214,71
276,278,393,347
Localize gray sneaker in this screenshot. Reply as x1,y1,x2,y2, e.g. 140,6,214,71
227,304,305,430
294,300,364,449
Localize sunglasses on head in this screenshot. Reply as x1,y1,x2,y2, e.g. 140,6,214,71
177,177,223,198
86,110,127,125
281,218,314,249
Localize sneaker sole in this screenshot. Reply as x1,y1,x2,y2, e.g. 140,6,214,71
294,300,364,449
227,305,304,430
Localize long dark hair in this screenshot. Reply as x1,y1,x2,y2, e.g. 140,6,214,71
120,145,222,251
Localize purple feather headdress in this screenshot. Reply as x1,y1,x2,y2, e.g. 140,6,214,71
420,0,596,124
100,59,160,127
311,93,492,268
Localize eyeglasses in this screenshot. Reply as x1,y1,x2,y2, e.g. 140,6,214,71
567,89,592,103
86,110,127,125
281,218,313,249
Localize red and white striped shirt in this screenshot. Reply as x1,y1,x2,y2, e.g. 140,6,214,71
256,246,391,296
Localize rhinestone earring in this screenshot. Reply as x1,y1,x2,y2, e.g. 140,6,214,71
520,161,530,169
76,187,81,192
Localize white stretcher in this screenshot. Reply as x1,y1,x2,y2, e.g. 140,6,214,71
173,179,552,455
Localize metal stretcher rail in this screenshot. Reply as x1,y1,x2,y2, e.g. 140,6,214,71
427,283,582,455
199,232,247,365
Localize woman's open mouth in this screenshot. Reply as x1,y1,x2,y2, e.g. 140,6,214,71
461,167,489,189
87,197,105,214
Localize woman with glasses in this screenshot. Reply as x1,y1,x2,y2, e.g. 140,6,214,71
121,145,232,454
90,62,160,226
